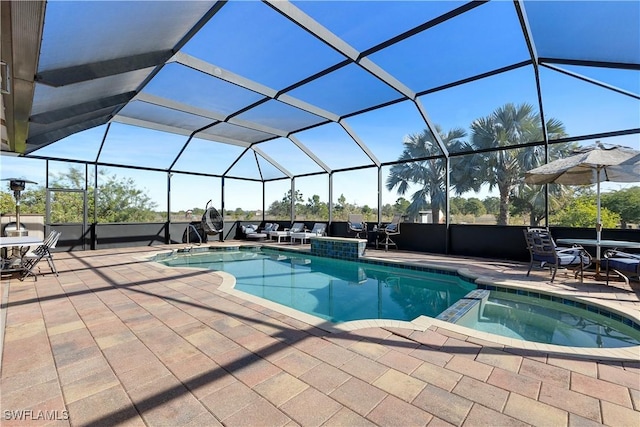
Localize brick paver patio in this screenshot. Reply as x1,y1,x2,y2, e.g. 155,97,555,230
1,243,638,426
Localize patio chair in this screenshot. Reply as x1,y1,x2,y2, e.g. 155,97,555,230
261,222,279,234
376,214,401,251
20,230,61,281
201,201,223,236
290,223,327,244
239,224,268,241
523,228,591,282
602,249,640,285
269,222,304,243
347,214,367,238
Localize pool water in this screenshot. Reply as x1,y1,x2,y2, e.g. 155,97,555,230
457,292,640,348
155,247,640,348
158,248,476,322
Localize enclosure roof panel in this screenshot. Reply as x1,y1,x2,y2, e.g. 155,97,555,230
1,0,638,181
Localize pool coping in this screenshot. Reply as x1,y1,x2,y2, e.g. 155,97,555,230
147,245,640,361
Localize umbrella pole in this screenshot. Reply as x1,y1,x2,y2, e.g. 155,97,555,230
596,168,602,269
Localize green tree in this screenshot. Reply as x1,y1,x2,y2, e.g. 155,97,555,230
306,194,328,219
18,188,46,215
466,103,568,225
463,198,486,216
552,197,620,228
450,196,466,215
393,198,410,216
601,187,640,229
482,197,500,216
509,183,573,226
387,125,476,223
266,198,288,219
3,167,158,223
334,194,347,215
381,203,395,220
267,190,303,219
94,173,157,222
0,191,14,214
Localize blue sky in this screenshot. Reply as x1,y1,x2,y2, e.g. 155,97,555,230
1,0,638,212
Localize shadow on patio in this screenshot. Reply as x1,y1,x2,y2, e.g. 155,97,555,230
1,244,638,426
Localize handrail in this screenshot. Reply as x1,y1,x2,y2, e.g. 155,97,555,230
186,224,202,246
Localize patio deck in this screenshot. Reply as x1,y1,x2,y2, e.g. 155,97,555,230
1,243,639,426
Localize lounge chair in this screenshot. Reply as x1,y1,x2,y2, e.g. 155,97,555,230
240,224,268,241
290,223,327,244
261,222,279,234
20,230,61,281
602,249,640,285
269,222,304,243
523,228,591,282
347,214,367,238
376,214,401,251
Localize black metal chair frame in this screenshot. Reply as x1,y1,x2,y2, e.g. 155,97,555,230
347,214,367,239
376,214,401,252
603,249,640,285
523,228,591,283
20,230,61,281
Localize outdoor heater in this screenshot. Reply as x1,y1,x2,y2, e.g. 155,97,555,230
2,178,37,237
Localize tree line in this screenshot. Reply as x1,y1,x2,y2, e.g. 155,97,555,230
2,102,638,227
385,102,639,227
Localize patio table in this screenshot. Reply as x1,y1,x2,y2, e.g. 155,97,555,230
0,235,44,274
556,238,640,278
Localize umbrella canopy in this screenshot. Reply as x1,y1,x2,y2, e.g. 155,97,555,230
524,143,640,186
525,142,640,260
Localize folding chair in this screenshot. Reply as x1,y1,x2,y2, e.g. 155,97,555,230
20,230,61,281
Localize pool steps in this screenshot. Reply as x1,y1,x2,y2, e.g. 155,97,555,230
436,289,490,324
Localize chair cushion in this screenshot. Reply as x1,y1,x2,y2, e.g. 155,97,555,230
385,224,397,232
557,253,590,266
603,257,640,274
246,233,267,240
350,223,364,231
242,224,259,234
532,254,557,264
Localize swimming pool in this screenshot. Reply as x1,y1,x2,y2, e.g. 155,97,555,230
154,247,640,348
158,247,476,322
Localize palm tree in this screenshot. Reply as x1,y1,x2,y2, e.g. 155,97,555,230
466,103,568,225
386,125,477,223
510,182,573,226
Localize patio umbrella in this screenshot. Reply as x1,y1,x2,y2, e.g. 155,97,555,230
524,142,640,260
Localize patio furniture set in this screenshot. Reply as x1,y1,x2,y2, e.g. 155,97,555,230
523,227,639,284
0,230,61,280
241,222,327,244
239,215,403,252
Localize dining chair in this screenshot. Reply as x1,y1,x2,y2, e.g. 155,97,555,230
376,214,401,252
347,214,367,238
523,228,591,282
